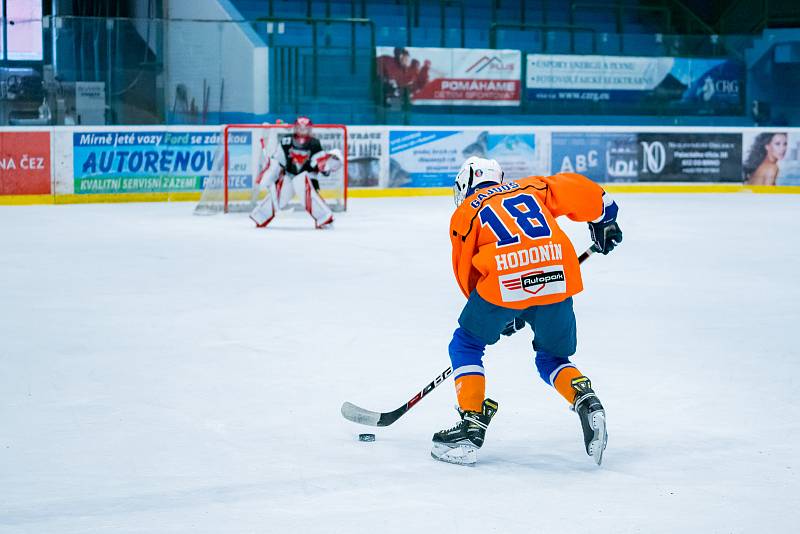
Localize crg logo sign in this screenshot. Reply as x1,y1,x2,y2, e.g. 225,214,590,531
700,76,740,101
640,141,666,174
466,56,516,73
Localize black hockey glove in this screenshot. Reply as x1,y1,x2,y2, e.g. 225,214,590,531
589,220,623,255
588,194,622,255
501,317,526,337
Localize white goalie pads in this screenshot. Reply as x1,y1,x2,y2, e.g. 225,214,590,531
249,171,334,229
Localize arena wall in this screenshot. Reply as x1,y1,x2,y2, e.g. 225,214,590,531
1,125,799,205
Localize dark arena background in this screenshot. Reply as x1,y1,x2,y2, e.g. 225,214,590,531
1,1,799,532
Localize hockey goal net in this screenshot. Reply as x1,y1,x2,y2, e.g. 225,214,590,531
195,123,348,215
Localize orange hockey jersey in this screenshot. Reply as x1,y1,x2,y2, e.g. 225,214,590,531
449,173,605,309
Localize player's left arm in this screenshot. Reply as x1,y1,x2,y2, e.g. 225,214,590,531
588,192,623,255
535,172,622,255
533,172,605,221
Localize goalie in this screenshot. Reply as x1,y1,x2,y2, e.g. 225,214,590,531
249,117,342,229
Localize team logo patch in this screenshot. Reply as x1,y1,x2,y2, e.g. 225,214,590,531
289,148,310,167
498,264,567,302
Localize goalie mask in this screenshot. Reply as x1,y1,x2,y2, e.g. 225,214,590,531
453,157,504,207
293,116,313,144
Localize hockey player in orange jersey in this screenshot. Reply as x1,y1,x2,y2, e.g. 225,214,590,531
431,157,622,466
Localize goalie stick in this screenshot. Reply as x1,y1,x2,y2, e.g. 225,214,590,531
341,246,599,427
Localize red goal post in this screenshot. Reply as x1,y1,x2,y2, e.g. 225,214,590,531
195,123,349,215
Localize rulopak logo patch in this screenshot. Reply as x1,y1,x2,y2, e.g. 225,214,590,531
498,265,567,302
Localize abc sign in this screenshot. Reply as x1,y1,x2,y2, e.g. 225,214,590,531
640,141,666,174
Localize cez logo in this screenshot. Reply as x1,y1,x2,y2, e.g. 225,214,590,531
640,141,666,174
466,56,516,73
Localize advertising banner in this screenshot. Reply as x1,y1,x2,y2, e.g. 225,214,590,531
636,133,741,182
347,126,387,188
72,129,240,194
0,130,51,195
742,131,800,186
552,131,743,182
526,54,744,114
551,132,638,182
389,129,548,187
377,47,521,106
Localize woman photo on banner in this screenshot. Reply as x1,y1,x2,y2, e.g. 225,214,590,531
743,132,788,185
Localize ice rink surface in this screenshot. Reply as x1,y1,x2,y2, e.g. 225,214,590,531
1,194,799,533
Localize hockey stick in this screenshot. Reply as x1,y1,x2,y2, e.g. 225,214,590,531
577,245,598,263
341,245,599,427
341,367,453,427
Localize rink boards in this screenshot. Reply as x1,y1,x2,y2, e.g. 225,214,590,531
2,124,800,206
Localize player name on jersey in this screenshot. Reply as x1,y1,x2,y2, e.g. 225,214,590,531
469,182,520,208
495,241,563,272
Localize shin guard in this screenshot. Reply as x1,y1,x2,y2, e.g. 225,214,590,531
293,172,333,228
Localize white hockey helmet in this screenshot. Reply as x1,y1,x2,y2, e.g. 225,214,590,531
453,156,504,206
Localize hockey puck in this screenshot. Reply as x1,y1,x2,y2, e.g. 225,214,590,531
358,433,376,442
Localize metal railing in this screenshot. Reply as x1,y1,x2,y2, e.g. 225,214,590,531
667,0,717,35
440,0,465,48
569,2,672,35
251,16,377,119
255,16,376,88
718,0,800,34
489,23,597,54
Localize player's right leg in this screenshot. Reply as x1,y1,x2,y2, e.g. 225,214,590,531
276,174,294,210
432,290,515,465
249,180,281,228
291,172,334,229
431,398,498,465
522,298,607,465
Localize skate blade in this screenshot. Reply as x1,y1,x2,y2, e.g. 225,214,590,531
431,442,477,466
588,410,608,466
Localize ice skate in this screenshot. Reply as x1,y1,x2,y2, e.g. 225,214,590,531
571,376,607,465
431,398,498,466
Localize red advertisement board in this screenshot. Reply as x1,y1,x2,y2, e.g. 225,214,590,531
377,47,521,106
0,131,51,195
